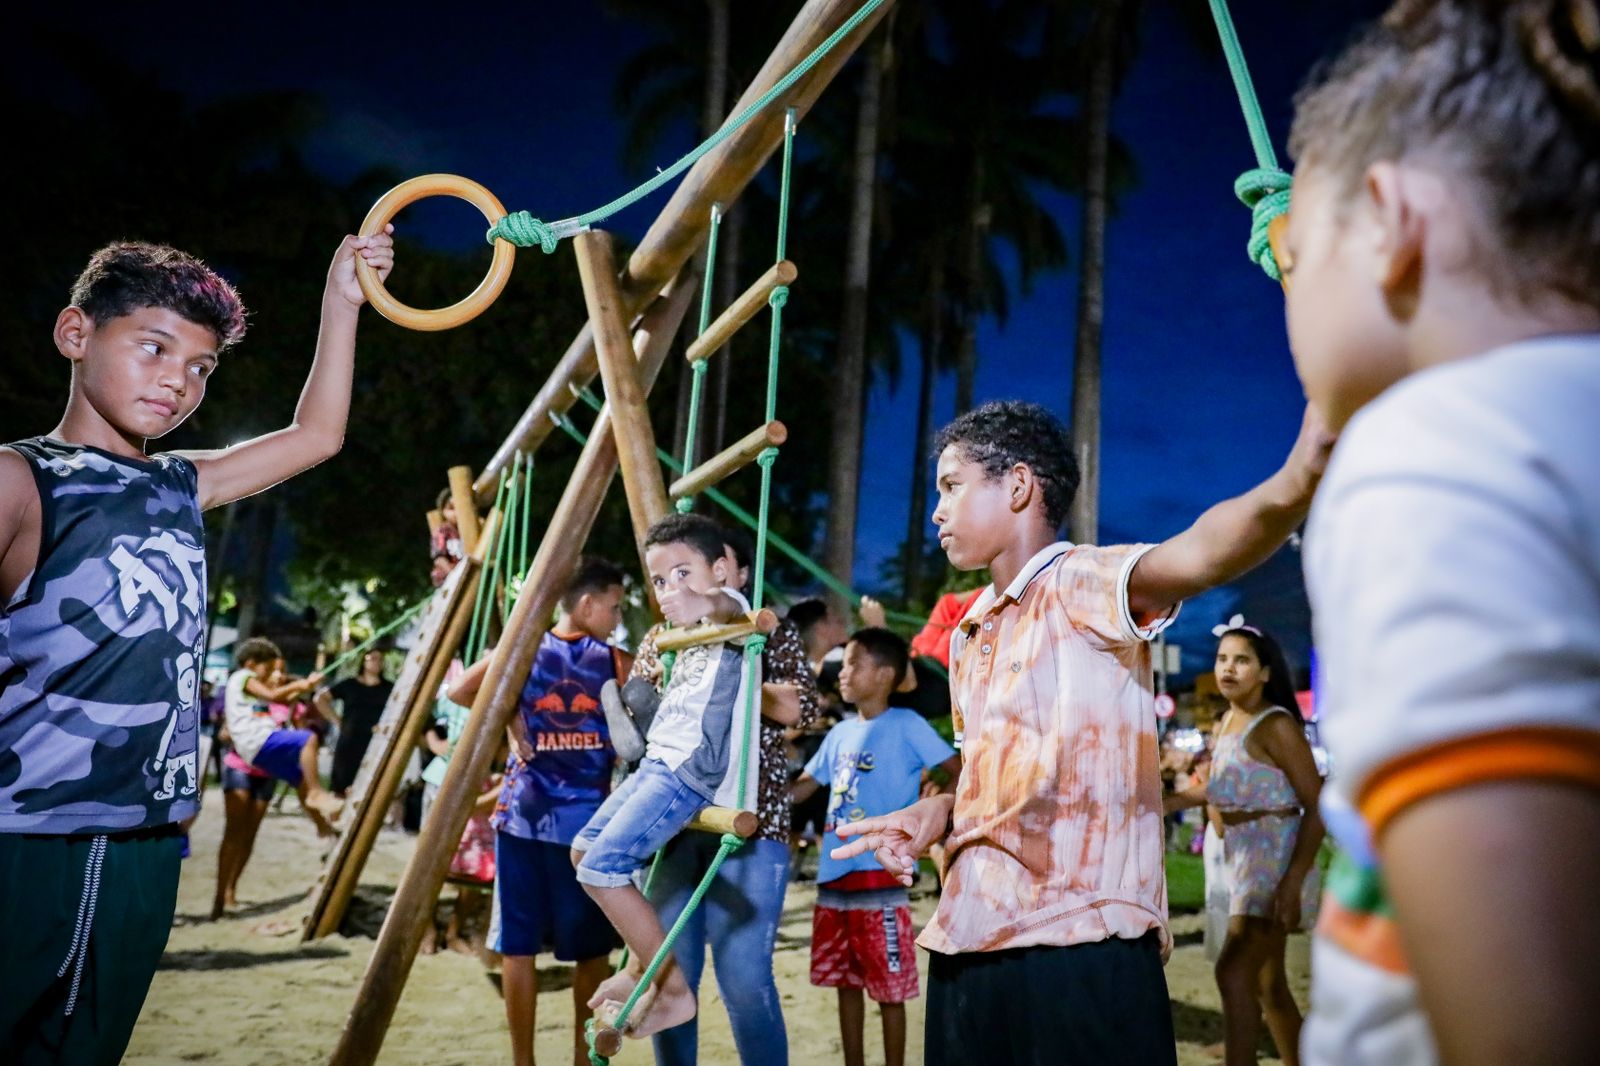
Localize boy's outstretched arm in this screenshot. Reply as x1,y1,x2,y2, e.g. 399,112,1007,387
184,228,395,511
1381,782,1600,1065
1127,407,1336,617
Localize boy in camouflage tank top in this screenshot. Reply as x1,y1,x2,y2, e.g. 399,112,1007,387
0,230,394,1064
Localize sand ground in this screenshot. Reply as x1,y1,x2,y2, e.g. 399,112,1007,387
127,789,1308,1065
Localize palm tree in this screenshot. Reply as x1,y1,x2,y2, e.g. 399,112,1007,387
822,27,892,611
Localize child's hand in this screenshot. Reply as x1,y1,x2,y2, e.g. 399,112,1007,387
1273,871,1305,930
857,596,887,629
658,586,719,627
326,225,396,309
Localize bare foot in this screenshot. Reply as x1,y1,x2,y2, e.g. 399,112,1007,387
587,970,644,1013
447,935,474,956
209,899,226,921
628,981,696,1038
419,925,438,956
305,791,345,822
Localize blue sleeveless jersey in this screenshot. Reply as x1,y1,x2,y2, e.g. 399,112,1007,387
0,438,206,832
493,630,622,844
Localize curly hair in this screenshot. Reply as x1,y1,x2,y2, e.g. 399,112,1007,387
933,401,1080,529
1289,0,1600,310
235,637,282,668
70,241,248,349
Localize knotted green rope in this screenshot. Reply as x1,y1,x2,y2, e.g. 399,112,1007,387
488,0,888,252
1209,0,1291,280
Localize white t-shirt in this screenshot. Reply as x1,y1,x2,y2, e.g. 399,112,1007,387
1303,333,1600,1065
224,667,277,764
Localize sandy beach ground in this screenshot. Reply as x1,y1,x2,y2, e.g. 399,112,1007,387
128,788,1308,1065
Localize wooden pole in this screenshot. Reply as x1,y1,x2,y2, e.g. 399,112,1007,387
575,231,672,567
654,607,780,655
669,421,786,500
328,271,697,1066
425,508,442,536
685,260,798,363
472,0,894,505
306,558,480,939
447,466,480,555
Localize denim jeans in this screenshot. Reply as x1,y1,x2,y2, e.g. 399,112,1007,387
650,833,791,1065
571,759,706,889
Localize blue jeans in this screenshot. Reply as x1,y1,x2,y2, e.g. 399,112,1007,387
572,759,705,889
650,833,790,1066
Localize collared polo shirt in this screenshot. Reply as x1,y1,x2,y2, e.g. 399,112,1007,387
918,541,1178,955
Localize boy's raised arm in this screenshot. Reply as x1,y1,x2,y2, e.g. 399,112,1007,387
183,228,394,511
1127,407,1336,618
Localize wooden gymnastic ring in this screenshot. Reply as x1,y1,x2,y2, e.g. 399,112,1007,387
355,174,516,332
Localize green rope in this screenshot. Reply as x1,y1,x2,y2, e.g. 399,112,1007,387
559,396,923,628
1208,0,1292,281
321,595,433,677
487,0,889,252
516,450,534,597
679,202,723,512
464,460,514,662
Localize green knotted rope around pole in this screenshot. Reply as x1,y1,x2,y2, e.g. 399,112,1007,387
487,0,889,254
1208,0,1292,281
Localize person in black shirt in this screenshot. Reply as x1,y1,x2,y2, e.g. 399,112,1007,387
316,648,394,796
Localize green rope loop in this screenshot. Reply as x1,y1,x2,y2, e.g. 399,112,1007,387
674,496,695,514
745,634,769,657
756,447,779,468
720,832,745,849
488,0,888,256
767,285,789,310
486,212,560,253
1234,168,1293,281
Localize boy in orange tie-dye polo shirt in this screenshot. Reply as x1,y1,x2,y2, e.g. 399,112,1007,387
835,400,1332,1065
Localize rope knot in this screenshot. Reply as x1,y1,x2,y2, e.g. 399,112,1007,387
745,634,769,657
767,285,789,309
488,212,560,254
756,447,779,469
1233,168,1293,281
720,832,747,849
674,497,696,514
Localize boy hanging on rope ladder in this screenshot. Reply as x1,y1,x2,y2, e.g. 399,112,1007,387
569,513,762,1038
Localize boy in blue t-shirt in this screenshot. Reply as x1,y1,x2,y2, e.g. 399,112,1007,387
449,557,631,1066
792,628,960,1066
0,232,394,1064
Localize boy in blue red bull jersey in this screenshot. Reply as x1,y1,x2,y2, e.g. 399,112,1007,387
452,556,631,1066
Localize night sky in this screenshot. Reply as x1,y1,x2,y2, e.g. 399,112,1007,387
9,0,1387,678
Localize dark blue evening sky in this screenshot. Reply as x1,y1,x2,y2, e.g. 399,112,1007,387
16,0,1385,677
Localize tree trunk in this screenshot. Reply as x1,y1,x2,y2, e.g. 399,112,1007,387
903,246,945,606
234,497,279,640
954,158,989,415
824,39,886,611
1069,0,1120,545
675,0,731,466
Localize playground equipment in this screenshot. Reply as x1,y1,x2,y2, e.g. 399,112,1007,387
320,4,892,1065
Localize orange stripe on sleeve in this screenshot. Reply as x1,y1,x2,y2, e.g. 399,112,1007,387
1360,727,1600,839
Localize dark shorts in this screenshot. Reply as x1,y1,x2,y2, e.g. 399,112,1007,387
221,765,276,802
251,729,312,786
926,933,1176,1066
792,787,828,838
488,833,617,962
0,825,183,1066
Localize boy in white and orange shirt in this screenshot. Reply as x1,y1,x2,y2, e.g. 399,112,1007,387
836,399,1331,1065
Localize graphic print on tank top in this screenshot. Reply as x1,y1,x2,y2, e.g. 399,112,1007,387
0,438,207,832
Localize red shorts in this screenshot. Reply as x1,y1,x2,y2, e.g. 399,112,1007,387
810,900,919,1004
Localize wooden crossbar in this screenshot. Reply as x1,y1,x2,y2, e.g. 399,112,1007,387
685,260,798,364
669,421,786,499
686,806,760,838
654,607,780,655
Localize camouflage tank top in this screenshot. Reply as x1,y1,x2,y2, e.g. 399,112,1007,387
0,437,206,832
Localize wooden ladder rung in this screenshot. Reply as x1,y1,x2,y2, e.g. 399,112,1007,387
687,806,760,838
654,608,780,654
669,421,786,499
685,260,798,364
